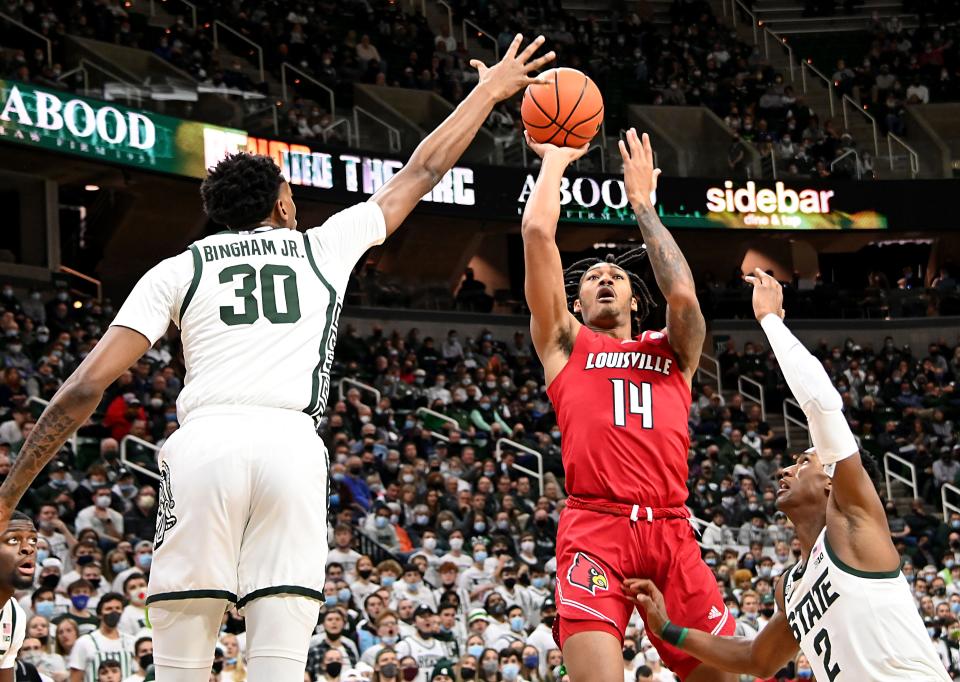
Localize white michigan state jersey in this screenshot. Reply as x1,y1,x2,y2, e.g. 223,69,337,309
783,527,949,681
111,202,386,420
395,635,447,682
0,598,25,669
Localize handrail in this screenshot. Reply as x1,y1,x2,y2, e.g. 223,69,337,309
830,148,861,180
318,118,352,145
26,397,77,454
763,27,795,82
887,132,920,178
800,59,835,118
338,377,381,405
414,407,458,442
883,451,917,501
353,106,401,152
149,0,198,30
76,58,143,106
120,435,162,482
696,353,722,395
495,438,544,496
280,61,335,119
462,19,500,61
0,12,52,66
942,483,960,523
435,0,455,41
59,265,103,301
737,375,766,421
782,398,809,451
841,94,879,158
212,20,265,84
175,0,198,30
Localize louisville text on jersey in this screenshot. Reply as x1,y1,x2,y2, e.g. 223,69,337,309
584,351,674,376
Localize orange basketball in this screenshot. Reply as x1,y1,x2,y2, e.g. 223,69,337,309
521,67,604,147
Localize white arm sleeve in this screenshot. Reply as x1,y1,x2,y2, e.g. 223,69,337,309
759,313,858,465
110,250,194,343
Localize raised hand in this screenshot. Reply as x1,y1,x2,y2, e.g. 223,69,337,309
523,131,589,164
470,34,556,102
744,267,786,322
618,128,661,210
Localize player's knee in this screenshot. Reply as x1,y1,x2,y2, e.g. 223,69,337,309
244,595,320,662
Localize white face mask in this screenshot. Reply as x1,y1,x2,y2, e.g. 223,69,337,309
449,538,464,551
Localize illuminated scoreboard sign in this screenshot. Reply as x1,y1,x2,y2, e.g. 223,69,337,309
202,130,475,206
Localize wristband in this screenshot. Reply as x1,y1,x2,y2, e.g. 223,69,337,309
660,619,689,648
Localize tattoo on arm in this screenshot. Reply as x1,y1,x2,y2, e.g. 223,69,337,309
633,205,696,297
633,204,706,371
0,403,81,510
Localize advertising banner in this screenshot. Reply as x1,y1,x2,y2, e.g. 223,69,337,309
2,84,952,232
0,80,242,178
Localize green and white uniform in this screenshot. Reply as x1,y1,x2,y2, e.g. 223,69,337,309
68,630,136,682
0,598,25,670
783,528,950,681
111,202,386,607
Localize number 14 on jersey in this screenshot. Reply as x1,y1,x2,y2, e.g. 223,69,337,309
609,379,653,428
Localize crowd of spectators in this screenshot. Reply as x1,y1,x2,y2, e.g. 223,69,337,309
0,0,884,175
2,277,960,680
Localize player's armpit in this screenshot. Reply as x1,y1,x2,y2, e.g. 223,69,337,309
826,454,902,574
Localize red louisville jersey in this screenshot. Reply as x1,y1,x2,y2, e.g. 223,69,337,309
546,325,692,507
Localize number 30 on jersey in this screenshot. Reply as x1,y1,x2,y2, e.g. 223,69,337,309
609,379,653,428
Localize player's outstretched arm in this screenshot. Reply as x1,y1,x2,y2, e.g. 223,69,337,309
0,327,149,531
625,578,798,678
521,134,588,384
370,34,555,237
745,269,888,523
619,129,704,382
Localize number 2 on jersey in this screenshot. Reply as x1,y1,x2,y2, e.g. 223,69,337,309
218,264,301,325
609,378,653,428
813,629,841,681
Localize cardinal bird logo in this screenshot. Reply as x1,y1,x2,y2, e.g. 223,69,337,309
567,552,610,595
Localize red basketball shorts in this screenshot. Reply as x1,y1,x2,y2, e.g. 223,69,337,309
554,503,734,680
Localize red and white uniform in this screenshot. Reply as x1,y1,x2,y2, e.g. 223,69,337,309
548,326,733,679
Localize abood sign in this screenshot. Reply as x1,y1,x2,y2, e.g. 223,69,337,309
0,80,243,177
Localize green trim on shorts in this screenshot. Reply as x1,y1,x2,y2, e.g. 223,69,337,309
300,232,339,418
178,244,203,324
146,589,238,606
236,585,324,609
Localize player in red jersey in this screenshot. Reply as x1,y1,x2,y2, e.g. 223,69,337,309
520,128,735,682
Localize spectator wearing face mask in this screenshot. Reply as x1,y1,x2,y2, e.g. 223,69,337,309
53,580,99,635
20,631,68,681
120,488,155,545
365,505,401,552
68,593,136,682
74,486,123,545
525,599,556,678
438,533,472,571
490,605,526,651
370,647,400,682
459,542,494,610
309,610,360,672
393,565,437,611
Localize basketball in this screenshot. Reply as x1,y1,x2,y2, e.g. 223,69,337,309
521,67,604,147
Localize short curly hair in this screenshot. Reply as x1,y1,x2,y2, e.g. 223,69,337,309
200,153,284,229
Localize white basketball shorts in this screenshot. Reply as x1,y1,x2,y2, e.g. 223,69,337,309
146,405,328,609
